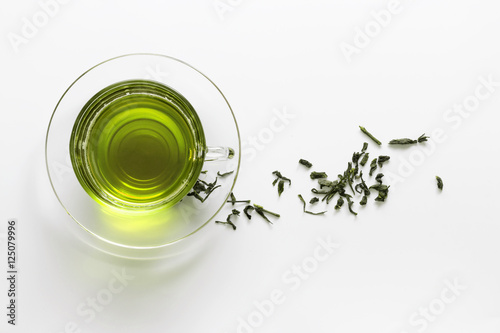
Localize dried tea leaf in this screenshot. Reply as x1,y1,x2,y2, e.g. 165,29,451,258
299,159,313,168
359,126,382,145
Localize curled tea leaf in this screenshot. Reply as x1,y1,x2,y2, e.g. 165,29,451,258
369,158,378,176
215,210,240,230
243,205,255,219
346,196,358,216
217,170,234,177
298,194,327,215
377,156,390,168
436,176,443,190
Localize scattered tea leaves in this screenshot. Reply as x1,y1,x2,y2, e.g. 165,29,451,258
436,176,443,190
309,197,319,204
375,173,384,184
299,159,313,168
359,126,382,145
360,195,368,205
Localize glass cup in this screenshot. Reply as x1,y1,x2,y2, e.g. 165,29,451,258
45,54,240,259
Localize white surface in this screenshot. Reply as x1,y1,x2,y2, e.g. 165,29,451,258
1,0,500,332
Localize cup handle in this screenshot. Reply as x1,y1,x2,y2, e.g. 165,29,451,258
205,146,235,161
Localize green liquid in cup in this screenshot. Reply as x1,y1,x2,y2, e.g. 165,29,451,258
70,80,206,210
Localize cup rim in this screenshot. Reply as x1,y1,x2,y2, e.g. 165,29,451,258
45,53,241,251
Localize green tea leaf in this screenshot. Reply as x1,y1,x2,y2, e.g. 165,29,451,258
377,155,390,168
243,205,254,219
299,159,313,168
359,126,382,145
360,152,369,167
362,142,369,152
217,170,234,177
278,179,285,196
436,176,443,190
310,171,328,179
334,197,344,210
298,194,327,215
369,158,378,176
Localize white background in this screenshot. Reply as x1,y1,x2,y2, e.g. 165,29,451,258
1,0,500,332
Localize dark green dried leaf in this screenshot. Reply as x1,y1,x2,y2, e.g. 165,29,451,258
215,210,240,230
389,138,417,145
334,197,344,210
360,152,369,166
369,158,378,176
272,170,291,184
226,192,251,205
299,159,313,168
310,171,328,179
278,179,285,196
377,155,390,168
318,179,336,188
243,205,254,219
309,197,319,204
418,134,430,143
346,196,358,216
362,142,368,152
436,176,443,190
254,204,280,223
217,170,234,177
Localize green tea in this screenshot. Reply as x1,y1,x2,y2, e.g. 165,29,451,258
70,80,206,210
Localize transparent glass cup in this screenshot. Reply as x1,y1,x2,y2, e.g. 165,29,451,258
45,54,240,259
